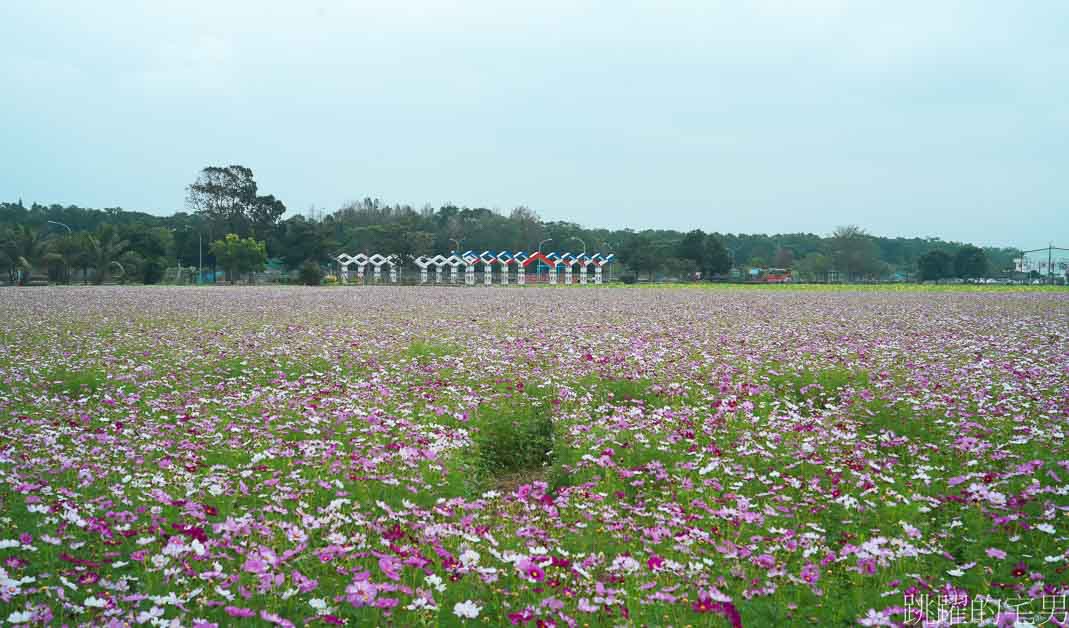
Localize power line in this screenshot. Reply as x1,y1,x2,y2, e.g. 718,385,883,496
1015,244,1069,284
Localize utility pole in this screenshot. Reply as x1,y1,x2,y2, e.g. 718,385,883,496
1019,244,1069,285
1049,243,1054,285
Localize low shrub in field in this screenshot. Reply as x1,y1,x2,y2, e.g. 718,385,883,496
299,260,323,286
45,367,107,396
472,397,555,480
404,338,458,361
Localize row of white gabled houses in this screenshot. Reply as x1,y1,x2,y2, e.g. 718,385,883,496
334,251,615,285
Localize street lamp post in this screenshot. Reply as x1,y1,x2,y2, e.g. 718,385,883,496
601,241,615,282
449,238,462,254
538,238,553,282
46,221,73,284
47,220,72,234
569,236,586,257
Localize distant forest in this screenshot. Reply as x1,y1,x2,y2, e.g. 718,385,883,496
1,166,1022,284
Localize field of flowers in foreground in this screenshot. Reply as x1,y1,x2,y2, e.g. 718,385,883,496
1,286,1067,627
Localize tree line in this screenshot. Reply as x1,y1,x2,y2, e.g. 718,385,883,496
2,164,1021,284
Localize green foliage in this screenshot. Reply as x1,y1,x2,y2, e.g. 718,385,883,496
618,233,660,280
299,260,323,286
794,252,831,281
471,397,555,479
274,216,337,270
676,229,732,277
142,257,165,284
831,225,885,280
116,250,145,284
762,365,868,410
954,244,989,278
45,367,108,396
403,339,457,361
186,165,285,240
918,249,954,281
209,233,267,283
0,195,1030,284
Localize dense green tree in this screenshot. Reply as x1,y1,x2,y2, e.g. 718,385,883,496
618,233,660,281
274,216,338,270
794,252,832,281
210,233,267,283
954,245,989,279
677,229,708,268
917,250,954,281
704,235,732,276
831,225,884,280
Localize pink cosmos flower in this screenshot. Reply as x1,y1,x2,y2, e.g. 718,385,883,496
508,607,535,624
260,610,295,627
378,556,402,581
692,589,742,628
517,557,546,582
224,606,256,618
577,598,599,613
346,578,378,607
986,547,1007,560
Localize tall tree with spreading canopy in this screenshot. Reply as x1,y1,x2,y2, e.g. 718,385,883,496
186,166,286,241
831,225,883,280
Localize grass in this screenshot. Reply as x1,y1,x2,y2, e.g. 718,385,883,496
44,366,108,396
403,338,459,362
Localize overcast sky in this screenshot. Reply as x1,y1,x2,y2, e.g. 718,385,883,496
1,1,1066,247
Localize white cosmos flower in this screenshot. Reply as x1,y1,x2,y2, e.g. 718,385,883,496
459,550,481,567
453,600,482,619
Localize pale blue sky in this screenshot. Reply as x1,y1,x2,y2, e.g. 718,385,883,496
1,1,1066,247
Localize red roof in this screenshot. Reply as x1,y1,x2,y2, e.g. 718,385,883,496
521,252,558,268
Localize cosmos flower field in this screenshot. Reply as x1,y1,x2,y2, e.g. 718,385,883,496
1,286,1068,627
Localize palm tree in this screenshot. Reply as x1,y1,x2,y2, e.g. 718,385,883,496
85,226,129,284
1,225,50,285
43,234,86,284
